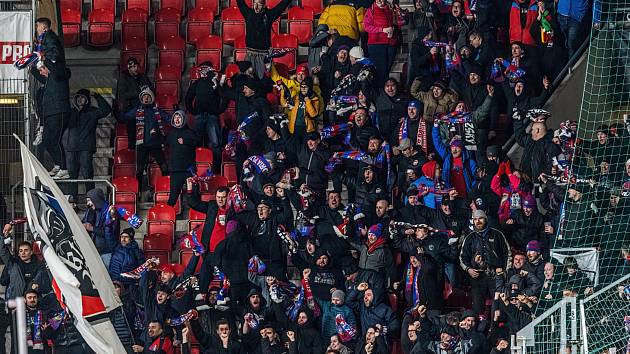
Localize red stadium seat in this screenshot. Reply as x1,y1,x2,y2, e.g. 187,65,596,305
221,162,238,186
301,0,322,15
288,7,314,45
121,36,148,71
200,175,228,195
115,136,129,152
113,148,136,178
147,205,176,240
196,35,222,69
87,8,115,46
220,7,244,45
115,123,127,137
126,0,151,14
155,94,179,111
188,220,205,235
195,147,213,175
154,8,181,45
232,36,247,62
144,250,171,265
187,8,215,45
155,80,180,102
179,250,203,273
153,177,181,213
61,0,81,10
60,8,82,47
228,0,251,7
93,0,115,13
122,10,148,43
171,263,186,276
115,149,136,164
160,0,185,16
159,36,185,73
149,163,164,189
189,208,207,220
272,34,298,71
113,176,138,215
195,0,219,14
155,65,181,106
390,340,402,354
144,232,172,250
224,63,240,81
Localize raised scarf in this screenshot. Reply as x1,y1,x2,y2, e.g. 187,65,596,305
106,206,143,229
335,314,357,342
179,224,206,254
121,257,160,279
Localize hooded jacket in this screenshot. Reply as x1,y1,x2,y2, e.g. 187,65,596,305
513,117,561,179
347,290,400,338
411,81,459,121
83,188,118,254
318,298,358,341
212,221,252,285
166,111,201,172
66,93,112,152
459,226,511,271
0,245,44,301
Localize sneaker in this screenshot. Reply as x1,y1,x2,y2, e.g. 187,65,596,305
48,165,60,176
52,170,70,180
33,126,43,146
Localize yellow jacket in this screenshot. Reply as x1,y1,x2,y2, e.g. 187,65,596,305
270,64,324,113
280,91,320,134
318,3,365,41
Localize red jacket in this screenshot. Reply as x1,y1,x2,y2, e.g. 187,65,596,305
509,0,538,46
363,3,398,46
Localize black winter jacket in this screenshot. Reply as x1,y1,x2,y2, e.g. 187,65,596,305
236,0,291,50
166,125,201,172
31,60,70,117
460,227,511,271
66,94,112,152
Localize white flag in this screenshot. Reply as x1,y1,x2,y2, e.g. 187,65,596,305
18,136,127,354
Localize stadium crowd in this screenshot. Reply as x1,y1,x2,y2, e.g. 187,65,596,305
2,0,630,352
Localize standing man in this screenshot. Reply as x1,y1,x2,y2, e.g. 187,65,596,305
65,89,112,197
236,0,292,78
117,57,153,148
31,17,71,179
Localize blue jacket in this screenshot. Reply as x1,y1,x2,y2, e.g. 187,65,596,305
109,240,145,283
432,126,477,193
83,188,118,255
346,291,400,338
557,0,588,22
412,176,437,209
318,299,358,341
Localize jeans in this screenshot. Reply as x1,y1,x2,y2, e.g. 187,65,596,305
444,262,458,288
67,150,95,197
43,113,67,168
469,273,497,315
367,44,397,87
558,14,581,59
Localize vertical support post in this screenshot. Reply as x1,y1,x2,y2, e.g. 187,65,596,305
580,300,588,354
560,299,568,353
7,297,27,354
570,297,578,354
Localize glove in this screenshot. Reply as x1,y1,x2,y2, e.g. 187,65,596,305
433,118,440,128
4,237,12,245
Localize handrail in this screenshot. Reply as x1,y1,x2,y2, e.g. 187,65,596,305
501,36,592,153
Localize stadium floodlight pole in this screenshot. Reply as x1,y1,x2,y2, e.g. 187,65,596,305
7,297,28,354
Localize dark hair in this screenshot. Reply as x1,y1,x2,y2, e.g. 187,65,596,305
36,17,52,28
17,241,32,250
24,289,39,297
384,77,398,87
327,350,341,354
468,30,482,40
327,190,341,197
368,135,382,142
215,319,230,330
216,186,230,195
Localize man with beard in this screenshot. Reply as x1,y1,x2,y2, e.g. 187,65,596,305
241,289,274,353
456,310,490,354
65,88,111,195
399,224,458,310
132,320,174,354
355,326,388,354
523,240,545,282
258,323,287,354
190,319,241,354
397,189,427,225
278,309,324,354
302,255,344,301
239,200,288,279
496,253,541,301
347,287,399,342
418,198,467,240
503,195,545,252
395,101,424,148
460,210,511,315
24,290,47,354
374,78,409,142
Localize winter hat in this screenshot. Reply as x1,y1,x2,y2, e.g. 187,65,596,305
349,46,365,60
472,209,487,219
522,195,536,209
296,63,309,76
160,263,175,274
265,119,282,136
315,23,329,32
406,188,419,197
75,88,91,104
156,283,172,295
306,131,320,141
337,45,350,53
461,310,476,320
450,138,464,148
368,224,383,239
226,220,238,235
257,199,272,208
331,289,346,303
235,60,253,73
121,227,135,238
139,86,155,104
469,64,483,76
408,100,421,109
422,160,438,178
433,79,448,91
243,77,260,92
171,110,187,128
526,240,541,253
342,263,358,276
486,145,499,158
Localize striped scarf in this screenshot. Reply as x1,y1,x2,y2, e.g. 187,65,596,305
135,105,164,145
404,261,421,306
27,310,44,350
335,314,357,342
248,256,266,274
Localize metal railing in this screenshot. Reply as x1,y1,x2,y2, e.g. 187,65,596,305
513,296,579,354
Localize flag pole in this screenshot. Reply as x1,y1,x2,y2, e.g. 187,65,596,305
7,297,28,354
